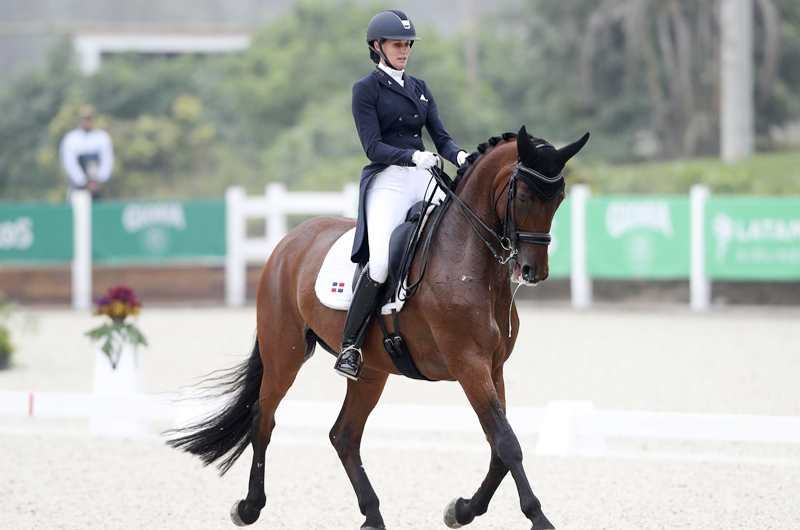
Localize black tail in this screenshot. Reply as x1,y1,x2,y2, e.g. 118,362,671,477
165,337,263,475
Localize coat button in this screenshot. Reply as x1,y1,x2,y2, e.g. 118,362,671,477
399,117,403,121
414,114,418,119
413,133,418,138
399,133,404,138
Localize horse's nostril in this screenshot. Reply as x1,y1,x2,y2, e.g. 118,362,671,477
521,265,532,281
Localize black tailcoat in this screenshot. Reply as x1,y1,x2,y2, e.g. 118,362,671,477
350,67,462,264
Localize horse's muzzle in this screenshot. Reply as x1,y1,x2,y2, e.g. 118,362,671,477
521,263,548,284
511,260,548,286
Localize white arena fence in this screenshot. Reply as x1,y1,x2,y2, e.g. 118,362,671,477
2,391,799,456
50,184,800,309
224,183,359,306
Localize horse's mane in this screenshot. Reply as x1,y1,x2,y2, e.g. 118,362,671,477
453,131,548,190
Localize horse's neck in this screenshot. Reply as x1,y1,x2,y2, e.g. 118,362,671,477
455,145,512,244
446,146,513,291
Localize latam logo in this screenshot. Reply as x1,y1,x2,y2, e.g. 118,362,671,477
122,203,186,233
605,201,673,239
0,217,34,250
712,213,800,261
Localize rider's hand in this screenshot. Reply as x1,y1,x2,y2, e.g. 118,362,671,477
412,151,437,170
456,151,468,167
85,181,102,193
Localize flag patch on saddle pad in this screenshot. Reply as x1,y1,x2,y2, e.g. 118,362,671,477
314,228,407,314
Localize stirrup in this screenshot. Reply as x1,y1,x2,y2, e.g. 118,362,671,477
334,345,364,381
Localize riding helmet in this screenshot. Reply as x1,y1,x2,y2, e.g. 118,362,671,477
366,10,420,44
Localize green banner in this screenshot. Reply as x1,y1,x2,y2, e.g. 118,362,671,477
92,200,226,263
586,196,690,279
548,199,571,278
0,203,73,263
706,198,800,280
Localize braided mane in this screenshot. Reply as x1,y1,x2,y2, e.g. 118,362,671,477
453,131,548,190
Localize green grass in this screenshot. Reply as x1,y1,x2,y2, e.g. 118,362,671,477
570,150,800,195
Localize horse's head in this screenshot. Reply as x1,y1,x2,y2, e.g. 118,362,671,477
495,125,589,285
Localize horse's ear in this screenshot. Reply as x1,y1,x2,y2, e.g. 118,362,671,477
557,132,590,162
517,125,535,159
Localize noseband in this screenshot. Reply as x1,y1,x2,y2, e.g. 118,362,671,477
431,158,562,265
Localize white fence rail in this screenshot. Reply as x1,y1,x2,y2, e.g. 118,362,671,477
2,392,799,456
225,182,359,306
65,183,726,311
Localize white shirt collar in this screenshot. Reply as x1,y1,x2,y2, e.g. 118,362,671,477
378,62,405,86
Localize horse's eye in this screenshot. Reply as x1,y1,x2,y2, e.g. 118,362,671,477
518,194,529,203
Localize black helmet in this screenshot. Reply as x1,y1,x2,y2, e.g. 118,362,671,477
366,10,420,69
366,10,420,43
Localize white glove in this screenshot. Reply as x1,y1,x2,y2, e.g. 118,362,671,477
456,150,468,167
412,150,437,170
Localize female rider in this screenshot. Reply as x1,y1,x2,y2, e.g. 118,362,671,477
334,9,468,380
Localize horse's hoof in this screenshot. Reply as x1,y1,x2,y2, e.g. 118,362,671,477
529,510,555,530
230,500,247,527
443,498,464,528
230,500,261,527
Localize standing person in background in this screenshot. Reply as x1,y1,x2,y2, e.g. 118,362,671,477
59,105,114,200
333,9,469,380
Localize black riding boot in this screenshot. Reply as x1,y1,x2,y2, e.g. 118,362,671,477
334,266,383,380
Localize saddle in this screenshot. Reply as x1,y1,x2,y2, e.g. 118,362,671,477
314,174,453,380
355,197,449,381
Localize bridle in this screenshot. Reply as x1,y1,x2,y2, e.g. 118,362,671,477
429,157,559,266
499,163,559,250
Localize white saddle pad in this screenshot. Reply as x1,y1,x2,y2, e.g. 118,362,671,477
314,228,406,315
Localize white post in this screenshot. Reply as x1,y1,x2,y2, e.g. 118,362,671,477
225,186,246,307
71,190,92,310
690,185,711,311
570,184,592,309
265,183,288,254
343,182,360,219
721,0,754,161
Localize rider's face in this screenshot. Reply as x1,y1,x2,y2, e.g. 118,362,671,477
376,39,411,69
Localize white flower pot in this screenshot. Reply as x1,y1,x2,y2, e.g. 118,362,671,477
89,335,147,436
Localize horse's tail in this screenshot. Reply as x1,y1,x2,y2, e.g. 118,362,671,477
165,337,263,475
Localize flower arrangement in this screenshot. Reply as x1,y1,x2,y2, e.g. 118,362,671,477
86,285,147,368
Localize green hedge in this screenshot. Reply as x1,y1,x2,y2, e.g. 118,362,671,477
573,151,800,195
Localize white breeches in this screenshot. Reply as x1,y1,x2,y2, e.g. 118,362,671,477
365,166,446,283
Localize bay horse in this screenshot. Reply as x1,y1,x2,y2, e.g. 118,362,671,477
167,126,589,530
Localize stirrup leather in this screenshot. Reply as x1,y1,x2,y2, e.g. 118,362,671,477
334,345,364,381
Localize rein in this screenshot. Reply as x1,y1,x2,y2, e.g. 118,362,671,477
428,157,553,266
400,155,557,303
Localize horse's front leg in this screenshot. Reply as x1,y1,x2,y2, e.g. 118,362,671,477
455,361,554,530
444,367,510,528
329,368,389,530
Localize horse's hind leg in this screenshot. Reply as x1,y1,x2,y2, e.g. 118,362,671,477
445,367,510,528
329,368,389,530
231,327,313,526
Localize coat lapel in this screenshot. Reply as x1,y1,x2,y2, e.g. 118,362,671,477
372,68,417,104
402,74,425,115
